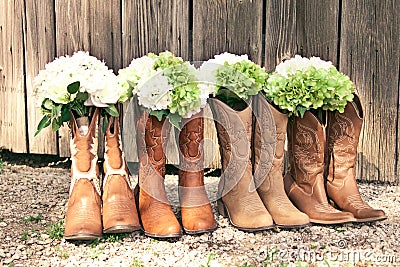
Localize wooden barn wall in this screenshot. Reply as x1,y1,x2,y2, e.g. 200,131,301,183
0,0,399,182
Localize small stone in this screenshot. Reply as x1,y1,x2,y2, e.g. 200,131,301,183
0,222,7,227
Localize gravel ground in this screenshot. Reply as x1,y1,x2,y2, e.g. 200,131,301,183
0,152,399,267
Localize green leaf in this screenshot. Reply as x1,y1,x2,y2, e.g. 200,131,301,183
105,104,119,117
34,116,51,136
51,118,62,132
149,109,169,121
67,81,80,94
75,92,88,101
61,106,71,123
167,113,182,130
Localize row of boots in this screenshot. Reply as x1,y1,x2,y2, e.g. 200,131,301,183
64,93,385,240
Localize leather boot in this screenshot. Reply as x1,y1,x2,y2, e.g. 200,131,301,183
284,111,356,224
326,94,386,222
210,98,273,231
64,109,103,240
136,111,182,238
253,95,310,228
102,115,140,233
176,110,217,234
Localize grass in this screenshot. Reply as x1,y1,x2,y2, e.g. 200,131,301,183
0,154,5,174
201,253,216,267
46,220,65,240
131,257,143,267
24,214,43,224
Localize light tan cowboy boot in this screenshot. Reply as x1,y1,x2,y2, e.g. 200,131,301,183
136,111,182,238
176,110,217,234
64,109,102,240
210,98,273,231
253,94,310,228
325,94,386,222
284,111,356,224
102,115,140,234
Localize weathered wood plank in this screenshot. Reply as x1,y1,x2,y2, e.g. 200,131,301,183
297,0,340,65
121,0,190,165
264,0,298,70
0,0,27,153
24,0,58,154
340,0,400,182
55,0,91,157
193,0,263,63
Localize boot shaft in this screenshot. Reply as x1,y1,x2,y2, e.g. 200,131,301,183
326,94,363,181
69,109,100,195
287,111,325,194
210,98,254,196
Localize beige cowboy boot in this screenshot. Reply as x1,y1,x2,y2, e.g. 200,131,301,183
284,111,356,224
210,98,273,231
136,111,182,238
253,94,310,228
64,109,102,240
325,94,386,222
176,110,217,234
102,115,140,233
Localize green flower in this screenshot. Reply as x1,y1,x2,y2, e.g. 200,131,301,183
264,57,355,117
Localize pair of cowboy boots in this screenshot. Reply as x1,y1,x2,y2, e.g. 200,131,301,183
64,109,140,240
210,94,309,231
135,110,217,238
284,94,387,224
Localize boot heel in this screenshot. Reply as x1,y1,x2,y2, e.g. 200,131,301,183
217,199,229,218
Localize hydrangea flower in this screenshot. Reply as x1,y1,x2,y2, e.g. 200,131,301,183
198,52,268,104
33,51,124,135
264,55,354,117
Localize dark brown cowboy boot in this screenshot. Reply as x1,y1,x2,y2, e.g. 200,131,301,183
64,109,102,240
136,111,182,238
102,115,140,233
284,111,356,224
325,94,386,222
176,110,217,234
210,98,273,231
253,95,310,228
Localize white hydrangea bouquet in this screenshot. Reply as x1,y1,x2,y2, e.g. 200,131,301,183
198,52,269,109
33,51,130,135
118,51,212,128
264,55,355,117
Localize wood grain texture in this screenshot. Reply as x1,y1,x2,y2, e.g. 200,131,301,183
339,0,400,182
296,0,340,65
264,0,298,70
193,0,263,63
0,0,27,153
24,0,58,154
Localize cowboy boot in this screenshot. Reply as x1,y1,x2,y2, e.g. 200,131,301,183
64,109,102,240
102,115,140,233
136,111,182,238
325,94,386,222
176,110,217,234
210,98,273,231
253,95,310,228
284,111,356,224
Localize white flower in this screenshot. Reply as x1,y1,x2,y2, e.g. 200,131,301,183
309,56,332,70
210,52,250,65
137,73,173,110
33,51,124,107
275,55,332,77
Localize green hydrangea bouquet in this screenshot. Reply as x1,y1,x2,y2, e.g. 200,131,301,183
198,52,269,110
118,51,212,128
263,55,355,117
33,51,130,135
